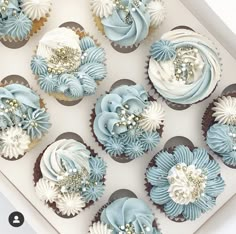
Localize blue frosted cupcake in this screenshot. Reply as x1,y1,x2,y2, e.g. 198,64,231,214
92,84,165,161
203,93,236,168
90,197,161,234
0,83,51,160
148,29,221,106
145,145,225,221
0,0,52,42
91,0,166,47
34,138,107,218
31,27,107,101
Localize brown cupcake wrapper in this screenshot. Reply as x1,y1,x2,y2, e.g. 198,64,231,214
33,22,106,104
0,75,49,161
202,92,236,169
90,81,164,162
33,133,106,218
145,144,220,222
145,26,223,109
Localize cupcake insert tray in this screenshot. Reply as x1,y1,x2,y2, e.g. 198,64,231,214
0,0,236,233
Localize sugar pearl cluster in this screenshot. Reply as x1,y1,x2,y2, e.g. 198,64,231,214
0,0,17,16
119,223,151,234
48,46,81,74
174,47,201,84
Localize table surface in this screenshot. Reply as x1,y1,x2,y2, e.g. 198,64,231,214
1,0,236,234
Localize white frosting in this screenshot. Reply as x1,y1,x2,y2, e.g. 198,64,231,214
0,127,30,159
90,0,114,18
168,163,206,205
37,28,81,62
21,0,52,21
89,222,113,234
35,178,59,203
148,29,221,104
147,0,166,27
56,193,85,216
212,96,236,125
139,101,165,131
40,139,91,182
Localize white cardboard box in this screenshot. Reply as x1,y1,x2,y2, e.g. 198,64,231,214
0,0,236,234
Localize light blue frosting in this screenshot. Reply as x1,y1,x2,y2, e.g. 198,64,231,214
101,197,160,234
56,74,84,99
38,73,58,93
125,141,144,159
150,40,176,61
104,137,125,156
82,182,105,202
94,85,148,143
21,108,51,139
32,34,106,99
79,36,96,51
31,56,48,75
152,39,221,105
101,0,151,46
140,131,160,151
0,84,51,140
146,145,225,221
207,123,236,167
0,0,20,19
4,12,32,40
89,157,107,181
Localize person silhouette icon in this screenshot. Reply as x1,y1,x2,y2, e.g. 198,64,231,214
13,216,20,224
9,212,24,227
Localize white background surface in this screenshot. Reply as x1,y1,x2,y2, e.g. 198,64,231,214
0,0,236,234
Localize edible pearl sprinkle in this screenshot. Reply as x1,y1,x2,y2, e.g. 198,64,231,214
48,46,81,74
173,47,200,84
119,223,151,234
57,168,89,194
229,127,236,151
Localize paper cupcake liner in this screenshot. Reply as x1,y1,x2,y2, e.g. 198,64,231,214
145,138,220,222
90,189,161,233
202,91,236,169
33,21,106,106
145,25,222,110
33,132,106,218
0,75,49,161
90,79,164,163
0,7,51,48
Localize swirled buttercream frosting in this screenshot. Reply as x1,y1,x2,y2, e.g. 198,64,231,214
148,29,221,105
91,0,166,47
35,139,106,217
93,84,164,159
146,145,224,220
0,84,51,159
91,197,161,234
31,27,106,100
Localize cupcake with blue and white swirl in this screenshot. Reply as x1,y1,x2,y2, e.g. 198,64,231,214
148,29,222,106
145,144,225,221
89,197,161,234
90,0,166,48
34,138,107,218
0,83,51,160
203,93,236,168
0,0,52,42
92,84,165,161
31,27,107,102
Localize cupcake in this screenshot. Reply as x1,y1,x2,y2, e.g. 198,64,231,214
0,0,51,42
147,29,221,106
34,138,107,218
0,83,51,160
203,93,236,168
90,197,161,234
31,27,107,102
90,0,166,48
145,144,225,221
92,84,165,161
